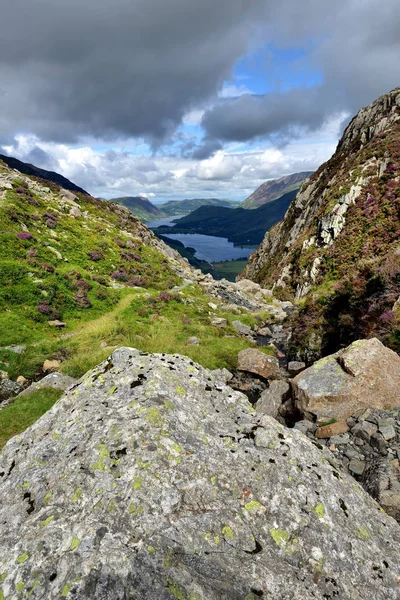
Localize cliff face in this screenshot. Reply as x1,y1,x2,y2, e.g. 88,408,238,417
240,88,400,358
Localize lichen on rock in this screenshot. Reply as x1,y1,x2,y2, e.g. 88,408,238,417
0,347,399,599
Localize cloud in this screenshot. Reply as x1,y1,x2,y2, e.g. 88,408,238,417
0,0,269,145
202,0,400,143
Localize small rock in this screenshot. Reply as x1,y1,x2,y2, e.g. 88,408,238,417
69,207,81,218
288,361,306,376
255,380,290,418
316,420,349,439
329,433,350,446
371,433,388,456
257,327,272,337
378,419,397,441
294,420,317,435
187,337,200,346
351,420,378,442
345,447,362,460
0,379,21,403
0,370,8,380
232,320,252,336
48,320,66,328
208,302,218,310
43,359,61,373
16,376,28,385
211,318,227,328
3,344,26,354
237,348,281,380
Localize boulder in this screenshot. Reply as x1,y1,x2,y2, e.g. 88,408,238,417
186,336,200,346
48,320,66,328
17,372,77,397
0,347,399,600
255,380,290,418
293,338,400,421
237,348,281,380
232,320,252,336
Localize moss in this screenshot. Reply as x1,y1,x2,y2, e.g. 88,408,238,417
72,488,83,501
16,552,29,564
147,546,156,556
15,581,24,593
166,578,187,600
222,526,234,539
146,407,164,426
176,385,186,396
69,536,80,551
40,515,54,528
132,477,142,490
315,504,325,518
270,528,289,546
61,584,72,597
357,526,371,540
244,500,264,513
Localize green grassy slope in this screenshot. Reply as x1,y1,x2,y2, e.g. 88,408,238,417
110,196,165,221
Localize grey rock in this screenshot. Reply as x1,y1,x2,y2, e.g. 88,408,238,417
371,433,389,456
3,345,26,354
232,320,252,336
378,419,397,441
294,420,317,435
17,372,77,397
1,347,399,600
0,379,22,403
351,420,378,442
288,361,306,376
349,459,366,476
257,326,272,337
329,433,350,446
211,317,227,328
186,336,200,346
255,380,290,418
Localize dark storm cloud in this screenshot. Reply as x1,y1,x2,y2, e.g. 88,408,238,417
0,0,269,143
202,0,400,142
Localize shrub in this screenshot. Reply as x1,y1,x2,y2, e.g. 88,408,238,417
17,232,32,240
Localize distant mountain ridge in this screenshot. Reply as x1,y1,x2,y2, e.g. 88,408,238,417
154,189,298,246
161,197,238,216
241,171,313,209
109,196,165,221
0,153,88,195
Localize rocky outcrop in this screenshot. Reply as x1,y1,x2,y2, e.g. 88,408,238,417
292,338,400,421
239,87,400,358
17,372,77,397
1,347,400,600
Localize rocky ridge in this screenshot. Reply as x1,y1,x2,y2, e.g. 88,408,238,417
1,347,399,600
240,87,400,359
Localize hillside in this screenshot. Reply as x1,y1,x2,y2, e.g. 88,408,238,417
241,171,312,209
0,153,88,194
240,87,400,359
0,155,279,388
109,195,165,221
155,189,298,245
161,197,238,216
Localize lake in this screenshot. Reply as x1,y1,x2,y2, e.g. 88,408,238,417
146,217,254,262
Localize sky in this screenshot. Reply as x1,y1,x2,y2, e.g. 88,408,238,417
0,0,399,203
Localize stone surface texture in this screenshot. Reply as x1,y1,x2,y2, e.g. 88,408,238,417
1,347,400,600
255,380,290,418
17,372,78,397
293,338,400,420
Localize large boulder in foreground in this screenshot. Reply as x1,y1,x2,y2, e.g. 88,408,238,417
0,348,400,600
293,338,400,421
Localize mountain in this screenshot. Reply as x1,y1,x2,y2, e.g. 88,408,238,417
0,153,88,194
109,195,165,221
155,189,298,245
160,197,239,216
240,87,400,359
240,172,313,209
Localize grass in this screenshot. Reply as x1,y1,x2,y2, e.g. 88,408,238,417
212,259,249,282
0,388,63,450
